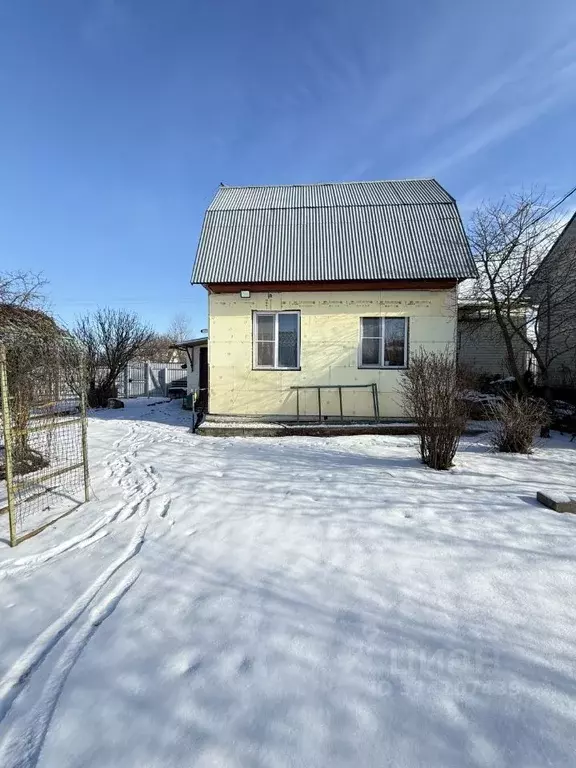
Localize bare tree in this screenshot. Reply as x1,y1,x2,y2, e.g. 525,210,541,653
167,313,192,344
163,313,194,363
399,349,470,470
0,270,46,309
131,317,194,363
73,308,154,407
468,189,576,398
134,333,175,362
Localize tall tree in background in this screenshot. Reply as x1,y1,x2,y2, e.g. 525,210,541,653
167,313,192,343
73,308,154,407
166,313,194,362
134,333,175,362
134,314,194,362
468,189,576,398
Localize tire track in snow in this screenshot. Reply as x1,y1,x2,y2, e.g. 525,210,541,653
0,410,163,760
0,522,147,724
75,528,109,550
0,503,125,580
0,419,158,761
0,567,140,768
0,530,108,580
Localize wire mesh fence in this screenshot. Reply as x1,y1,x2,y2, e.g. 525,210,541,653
0,332,89,546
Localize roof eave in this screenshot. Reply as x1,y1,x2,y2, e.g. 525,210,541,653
170,336,208,350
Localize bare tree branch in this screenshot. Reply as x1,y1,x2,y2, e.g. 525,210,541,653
166,313,192,344
0,270,47,309
468,189,576,397
134,333,176,362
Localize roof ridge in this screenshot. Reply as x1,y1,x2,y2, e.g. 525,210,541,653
218,178,437,189
207,202,455,213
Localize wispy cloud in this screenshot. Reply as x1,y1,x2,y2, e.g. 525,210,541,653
237,0,576,184
416,37,576,176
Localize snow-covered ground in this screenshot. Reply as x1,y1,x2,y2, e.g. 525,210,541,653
0,398,575,768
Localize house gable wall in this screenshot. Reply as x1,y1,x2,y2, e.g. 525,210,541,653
208,287,457,419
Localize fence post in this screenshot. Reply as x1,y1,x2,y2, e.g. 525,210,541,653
160,368,168,397
123,367,129,399
191,389,197,433
0,344,17,547
144,362,150,398
79,358,90,504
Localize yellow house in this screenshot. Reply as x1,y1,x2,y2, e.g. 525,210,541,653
191,179,476,426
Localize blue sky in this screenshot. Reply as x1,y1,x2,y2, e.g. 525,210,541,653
1,0,575,334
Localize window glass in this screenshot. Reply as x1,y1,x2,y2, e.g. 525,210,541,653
384,318,406,367
362,317,381,338
361,337,380,366
256,314,274,341
360,317,407,367
278,313,298,368
254,312,300,369
257,341,275,367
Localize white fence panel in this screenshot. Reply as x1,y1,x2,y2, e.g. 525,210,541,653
95,362,186,398
148,362,186,397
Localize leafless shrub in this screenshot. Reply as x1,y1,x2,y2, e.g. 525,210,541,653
460,389,503,421
399,349,470,470
488,396,549,454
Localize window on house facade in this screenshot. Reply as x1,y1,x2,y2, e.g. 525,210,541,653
253,311,300,369
359,317,408,368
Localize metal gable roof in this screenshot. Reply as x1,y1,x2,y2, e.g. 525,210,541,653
192,179,476,284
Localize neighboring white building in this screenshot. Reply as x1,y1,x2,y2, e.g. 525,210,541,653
457,303,530,379
171,337,208,398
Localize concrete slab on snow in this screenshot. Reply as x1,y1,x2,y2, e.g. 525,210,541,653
537,490,576,514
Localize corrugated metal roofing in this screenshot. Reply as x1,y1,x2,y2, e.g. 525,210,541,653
170,336,208,349
192,179,476,284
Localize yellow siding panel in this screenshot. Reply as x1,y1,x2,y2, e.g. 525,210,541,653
208,288,457,418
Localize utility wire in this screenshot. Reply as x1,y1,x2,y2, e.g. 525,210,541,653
532,183,576,225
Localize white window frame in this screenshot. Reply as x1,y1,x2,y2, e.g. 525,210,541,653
253,311,301,370
358,317,408,369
